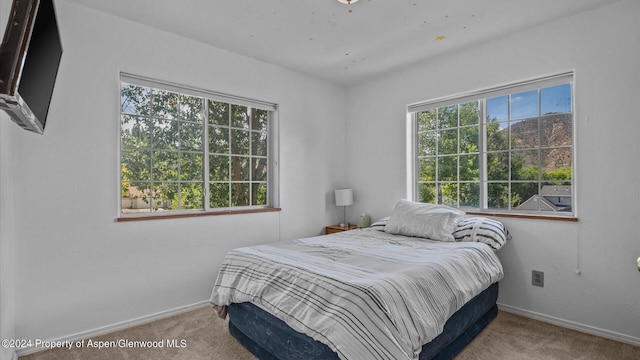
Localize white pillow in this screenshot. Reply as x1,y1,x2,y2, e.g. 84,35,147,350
384,200,465,242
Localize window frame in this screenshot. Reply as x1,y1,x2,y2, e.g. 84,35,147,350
407,71,576,220
118,73,279,220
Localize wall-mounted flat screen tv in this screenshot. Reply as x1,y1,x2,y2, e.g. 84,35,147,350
0,0,62,134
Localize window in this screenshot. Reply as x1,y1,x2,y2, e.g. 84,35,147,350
119,74,278,216
409,72,574,217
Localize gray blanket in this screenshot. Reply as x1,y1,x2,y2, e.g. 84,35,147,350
210,228,503,360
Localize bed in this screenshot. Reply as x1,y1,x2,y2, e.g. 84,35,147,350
210,201,508,360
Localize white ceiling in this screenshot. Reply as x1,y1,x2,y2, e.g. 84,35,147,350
64,0,622,85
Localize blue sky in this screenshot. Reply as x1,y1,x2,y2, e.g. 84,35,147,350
487,83,572,123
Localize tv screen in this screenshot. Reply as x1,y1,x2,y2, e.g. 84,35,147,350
0,0,62,134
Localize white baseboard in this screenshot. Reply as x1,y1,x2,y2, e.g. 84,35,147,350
15,301,210,357
498,303,640,347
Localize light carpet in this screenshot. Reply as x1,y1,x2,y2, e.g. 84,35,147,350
19,307,640,360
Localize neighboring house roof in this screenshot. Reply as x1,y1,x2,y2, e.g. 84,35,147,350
540,185,571,197
518,185,572,212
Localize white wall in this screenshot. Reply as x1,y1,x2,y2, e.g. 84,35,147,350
0,110,16,360
11,1,347,344
346,0,640,344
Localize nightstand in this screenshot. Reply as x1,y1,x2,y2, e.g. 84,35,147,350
325,224,357,234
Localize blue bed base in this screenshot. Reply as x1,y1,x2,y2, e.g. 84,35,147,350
227,282,499,360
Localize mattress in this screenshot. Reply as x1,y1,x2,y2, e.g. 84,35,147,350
227,282,499,360
211,228,503,359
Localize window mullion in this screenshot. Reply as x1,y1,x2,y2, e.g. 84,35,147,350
456,105,461,208
248,108,253,206
479,100,487,210
148,121,155,213
537,91,542,212
507,95,512,211
203,100,210,212
228,108,232,208
177,120,182,210
411,112,421,201
434,108,439,204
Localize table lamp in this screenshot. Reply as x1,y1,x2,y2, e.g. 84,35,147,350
334,188,353,228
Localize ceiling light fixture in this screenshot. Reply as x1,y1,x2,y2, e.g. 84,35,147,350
337,0,359,4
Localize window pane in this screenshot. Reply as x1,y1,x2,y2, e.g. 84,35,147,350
487,183,509,210
121,115,150,149
252,131,267,156
438,105,458,129
179,183,203,210
179,95,203,122
180,122,203,151
231,105,249,129
210,183,230,208
487,95,508,122
152,120,179,150
231,129,250,155
152,89,179,119
418,157,436,181
511,150,539,181
510,90,538,120
438,129,458,155
252,158,267,182
487,152,509,181
541,84,571,115
209,155,229,181
231,183,250,206
251,109,268,131
440,183,458,206
209,126,229,154
541,148,572,180
152,151,179,180
230,156,249,181
459,183,479,207
459,126,478,153
252,183,267,206
511,117,539,150
121,149,150,180
459,154,479,181
209,100,229,126
418,183,436,203
121,83,151,115
151,182,179,211
418,132,437,156
438,156,457,181
418,109,436,132
540,114,572,147
180,153,203,181
459,102,479,126
540,183,572,212
121,182,151,213
512,182,539,210
486,121,509,151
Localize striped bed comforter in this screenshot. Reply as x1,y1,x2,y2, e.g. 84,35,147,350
210,228,504,360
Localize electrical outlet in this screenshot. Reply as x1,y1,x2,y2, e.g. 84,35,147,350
532,270,544,287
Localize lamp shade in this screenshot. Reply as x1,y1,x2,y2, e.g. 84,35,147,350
334,189,353,206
